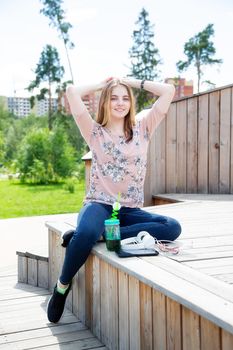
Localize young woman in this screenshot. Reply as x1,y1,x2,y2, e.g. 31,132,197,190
47,77,181,323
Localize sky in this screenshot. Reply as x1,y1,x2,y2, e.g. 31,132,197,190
0,0,233,97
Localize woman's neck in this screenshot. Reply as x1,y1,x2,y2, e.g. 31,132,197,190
106,120,124,135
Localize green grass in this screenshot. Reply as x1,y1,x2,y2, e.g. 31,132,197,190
0,179,85,219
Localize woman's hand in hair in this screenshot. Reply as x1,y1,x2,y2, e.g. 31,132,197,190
99,77,114,89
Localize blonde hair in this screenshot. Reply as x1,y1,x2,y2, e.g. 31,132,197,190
96,79,136,142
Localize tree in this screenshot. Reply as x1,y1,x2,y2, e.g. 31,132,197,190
40,0,75,82
27,45,64,130
17,127,76,184
128,8,161,111
176,24,223,92
0,104,17,166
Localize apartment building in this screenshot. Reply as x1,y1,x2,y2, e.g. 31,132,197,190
165,77,194,99
6,96,58,117
3,93,98,118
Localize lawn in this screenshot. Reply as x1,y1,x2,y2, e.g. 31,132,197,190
0,179,85,219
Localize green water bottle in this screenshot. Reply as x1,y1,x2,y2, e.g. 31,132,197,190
104,219,121,252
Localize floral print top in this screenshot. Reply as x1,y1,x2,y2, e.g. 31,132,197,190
75,102,165,208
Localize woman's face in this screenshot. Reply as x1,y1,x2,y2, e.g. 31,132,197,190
110,85,131,120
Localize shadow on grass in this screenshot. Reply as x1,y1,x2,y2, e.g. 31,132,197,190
8,180,84,193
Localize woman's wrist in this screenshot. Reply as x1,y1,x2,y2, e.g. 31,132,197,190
121,78,142,89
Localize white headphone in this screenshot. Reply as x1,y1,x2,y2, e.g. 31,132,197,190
121,231,155,251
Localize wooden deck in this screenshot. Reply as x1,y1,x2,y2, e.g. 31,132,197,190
149,194,233,285
45,194,233,349
0,270,106,349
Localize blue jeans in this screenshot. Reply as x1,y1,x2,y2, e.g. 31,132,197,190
59,202,181,284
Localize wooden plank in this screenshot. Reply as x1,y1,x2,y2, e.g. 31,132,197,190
209,90,220,193
200,317,221,350
187,96,198,192
231,87,233,194
0,315,78,336
154,118,166,194
198,93,209,193
27,257,38,286
176,99,187,192
166,298,181,349
77,264,86,323
198,265,233,276
222,329,233,350
20,251,48,261
128,276,140,350
100,260,109,347
48,228,54,291
118,271,129,350
48,229,65,291
38,260,49,289
154,193,233,201
0,322,86,345
166,102,177,192
0,295,49,311
0,329,96,349
140,283,153,349
33,338,106,350
72,274,79,317
49,229,57,291
144,128,156,206
172,248,233,262
182,306,200,350
184,257,233,269
179,235,233,249
0,288,50,301
17,256,27,283
46,221,75,236
152,289,166,350
108,265,119,350
0,311,75,334
178,243,233,255
85,255,93,329
214,274,233,284
220,88,231,193
92,255,101,339
145,255,233,305
0,266,17,277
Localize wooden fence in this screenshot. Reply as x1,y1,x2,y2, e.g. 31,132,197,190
144,84,233,205
82,84,233,206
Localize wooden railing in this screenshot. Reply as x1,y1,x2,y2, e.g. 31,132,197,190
144,84,233,205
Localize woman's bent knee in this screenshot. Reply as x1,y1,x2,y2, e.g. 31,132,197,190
73,226,100,245
168,218,182,240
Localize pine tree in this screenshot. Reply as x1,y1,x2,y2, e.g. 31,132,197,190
128,8,161,111
40,0,75,82
27,45,64,130
176,24,222,92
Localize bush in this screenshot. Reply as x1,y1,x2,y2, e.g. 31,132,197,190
64,178,75,193
17,126,77,184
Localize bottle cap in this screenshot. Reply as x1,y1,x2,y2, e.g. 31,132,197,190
104,219,120,225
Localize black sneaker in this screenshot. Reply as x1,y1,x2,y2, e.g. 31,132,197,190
47,283,72,323
61,230,75,247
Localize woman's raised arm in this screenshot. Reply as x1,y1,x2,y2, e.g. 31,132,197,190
121,78,175,137
65,78,113,146
66,78,113,118
121,78,175,115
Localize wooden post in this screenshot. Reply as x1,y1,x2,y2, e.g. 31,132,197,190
82,151,92,194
